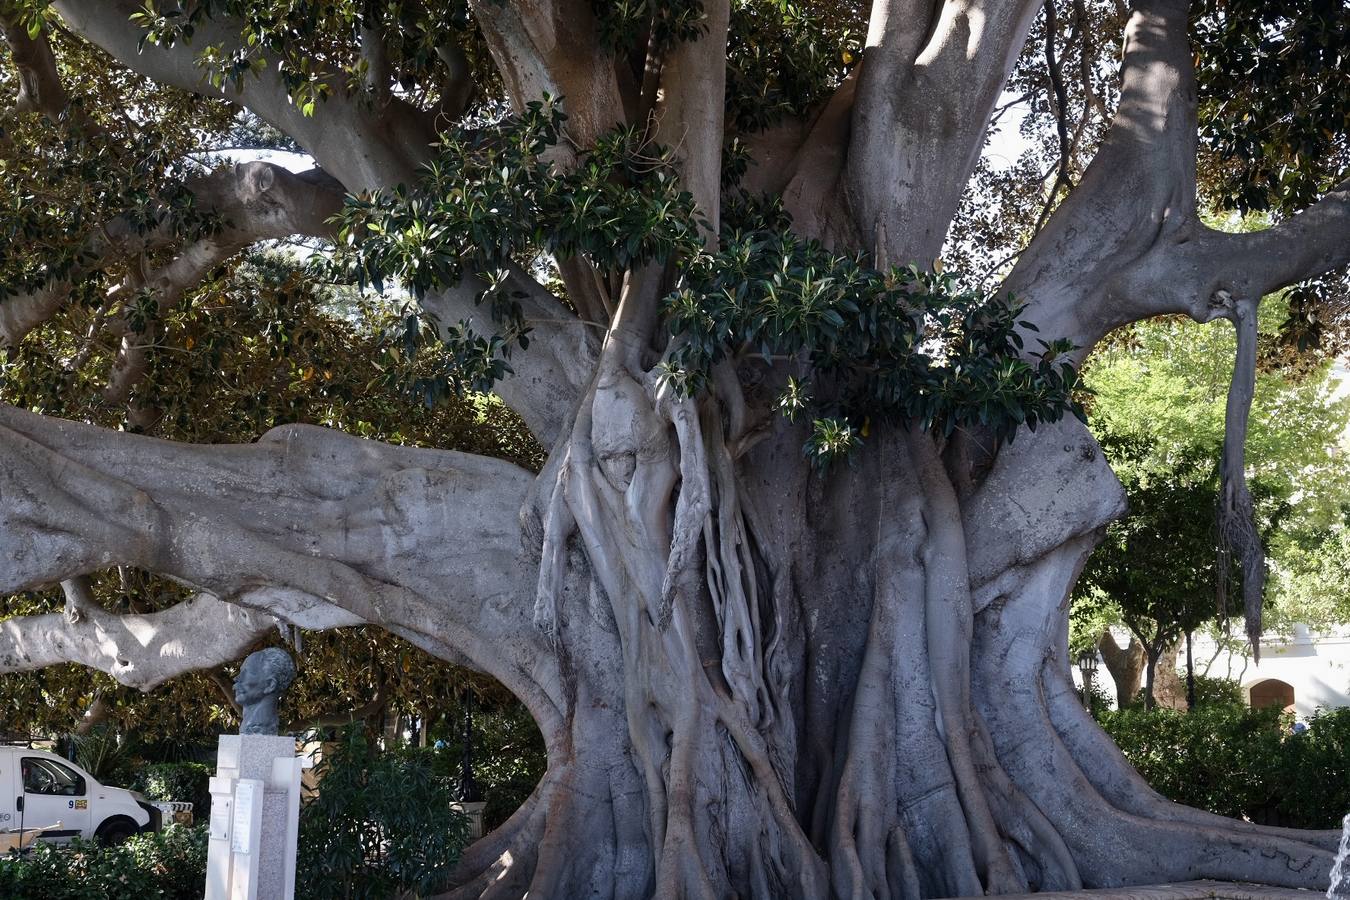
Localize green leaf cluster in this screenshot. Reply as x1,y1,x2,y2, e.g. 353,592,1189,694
129,0,487,115
662,229,1084,466
334,98,702,299
329,97,705,394
1193,0,1348,217
589,0,707,54
725,1,862,132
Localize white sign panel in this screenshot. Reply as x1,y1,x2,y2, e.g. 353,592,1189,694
230,782,259,854
209,799,232,842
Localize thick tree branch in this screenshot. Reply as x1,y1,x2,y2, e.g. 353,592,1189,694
101,163,346,407
0,162,343,354
963,418,1126,608
360,9,393,108
0,216,173,346
51,0,435,190
0,587,275,690
420,268,595,447
432,44,476,127
49,1,585,449
1008,0,1199,351
467,0,625,147
0,404,563,725
848,0,1042,262
2,12,68,116
652,0,730,235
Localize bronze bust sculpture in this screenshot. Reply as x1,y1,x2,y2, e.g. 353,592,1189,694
233,648,297,735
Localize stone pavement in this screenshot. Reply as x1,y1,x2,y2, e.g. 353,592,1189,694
988,881,1320,900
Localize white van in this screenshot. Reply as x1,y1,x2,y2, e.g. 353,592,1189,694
0,745,161,845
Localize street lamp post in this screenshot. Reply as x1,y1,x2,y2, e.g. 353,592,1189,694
456,689,482,804
1076,648,1100,710
452,689,487,840
1185,630,1196,710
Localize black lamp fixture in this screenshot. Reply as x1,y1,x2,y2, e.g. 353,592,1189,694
456,689,483,804
1076,648,1099,709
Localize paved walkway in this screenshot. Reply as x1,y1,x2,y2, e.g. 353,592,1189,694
991,881,1322,900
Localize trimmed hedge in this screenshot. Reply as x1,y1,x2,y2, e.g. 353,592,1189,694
1098,704,1350,829
0,825,207,900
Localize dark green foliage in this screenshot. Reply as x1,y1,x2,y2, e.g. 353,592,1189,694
1193,0,1348,217
1192,0,1350,363
662,232,1084,466
724,1,862,132
335,100,1083,468
331,98,703,396
426,698,547,831
68,726,137,787
0,825,207,900
296,728,468,900
130,763,213,818
589,0,707,54
128,0,490,116
333,99,702,302
1098,705,1350,829
1189,673,1247,708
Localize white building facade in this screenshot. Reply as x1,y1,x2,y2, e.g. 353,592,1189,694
1191,624,1350,717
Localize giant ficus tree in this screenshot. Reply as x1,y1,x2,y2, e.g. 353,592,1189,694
1,0,1348,896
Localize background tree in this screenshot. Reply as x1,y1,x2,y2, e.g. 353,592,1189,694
0,0,1347,896
1072,303,1350,709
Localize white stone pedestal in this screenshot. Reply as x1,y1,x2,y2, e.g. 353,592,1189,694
450,800,487,840
205,735,310,900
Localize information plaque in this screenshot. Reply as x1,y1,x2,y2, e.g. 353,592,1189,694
230,781,259,854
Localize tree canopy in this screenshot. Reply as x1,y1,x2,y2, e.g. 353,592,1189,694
1,0,1348,895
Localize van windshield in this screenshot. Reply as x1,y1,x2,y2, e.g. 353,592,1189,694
21,757,87,797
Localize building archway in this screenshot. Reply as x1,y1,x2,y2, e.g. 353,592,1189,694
1247,678,1296,712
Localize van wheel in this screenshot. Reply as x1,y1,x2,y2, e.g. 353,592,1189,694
95,817,138,846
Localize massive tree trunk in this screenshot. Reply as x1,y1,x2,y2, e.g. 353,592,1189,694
3,0,1349,896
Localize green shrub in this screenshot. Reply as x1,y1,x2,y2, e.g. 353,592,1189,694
0,825,207,900
131,762,213,817
1191,675,1246,708
297,728,468,900
1098,704,1350,828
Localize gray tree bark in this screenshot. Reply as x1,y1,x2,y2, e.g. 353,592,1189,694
2,0,1348,896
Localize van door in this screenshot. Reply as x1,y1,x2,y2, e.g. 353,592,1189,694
20,754,92,840
0,750,15,832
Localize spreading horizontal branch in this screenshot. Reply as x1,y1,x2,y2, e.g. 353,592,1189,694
0,162,344,349
0,580,276,690
52,0,435,190
0,404,564,721
48,0,587,449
